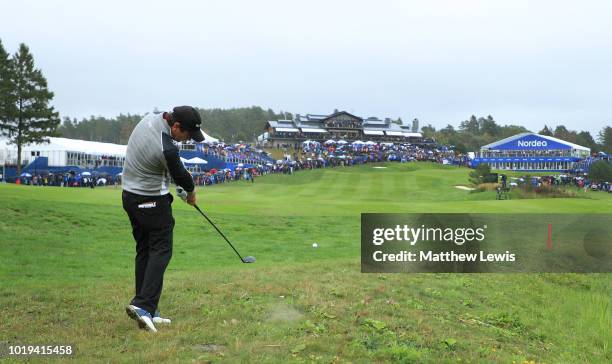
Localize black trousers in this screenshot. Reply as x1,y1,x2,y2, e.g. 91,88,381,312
122,191,175,315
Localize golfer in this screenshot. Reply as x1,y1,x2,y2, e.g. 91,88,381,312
122,106,204,332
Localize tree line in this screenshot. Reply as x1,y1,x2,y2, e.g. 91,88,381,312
420,115,611,154
59,107,291,145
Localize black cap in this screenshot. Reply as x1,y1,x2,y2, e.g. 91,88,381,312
173,106,204,142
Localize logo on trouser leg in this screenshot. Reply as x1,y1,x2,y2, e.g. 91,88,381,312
138,202,157,209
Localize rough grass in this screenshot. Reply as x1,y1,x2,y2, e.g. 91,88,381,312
1,162,611,363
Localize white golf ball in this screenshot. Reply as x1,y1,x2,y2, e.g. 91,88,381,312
312,243,318,248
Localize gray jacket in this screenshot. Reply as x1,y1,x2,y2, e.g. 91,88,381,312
122,112,194,196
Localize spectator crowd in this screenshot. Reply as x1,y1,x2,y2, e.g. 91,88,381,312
9,139,609,194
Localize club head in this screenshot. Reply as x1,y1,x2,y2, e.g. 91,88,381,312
242,256,256,263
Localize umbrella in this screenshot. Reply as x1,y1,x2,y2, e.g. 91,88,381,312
237,163,244,167
210,168,218,174
20,172,32,177
324,139,336,144
97,178,107,185
365,141,376,145
266,163,274,166
337,140,348,144
351,140,364,145
81,171,92,176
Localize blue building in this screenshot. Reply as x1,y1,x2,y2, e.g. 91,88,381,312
471,133,590,172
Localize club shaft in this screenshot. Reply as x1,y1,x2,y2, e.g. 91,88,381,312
194,204,246,262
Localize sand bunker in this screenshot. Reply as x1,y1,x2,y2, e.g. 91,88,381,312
454,185,475,191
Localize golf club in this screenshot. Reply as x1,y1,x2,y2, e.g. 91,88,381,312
193,204,256,264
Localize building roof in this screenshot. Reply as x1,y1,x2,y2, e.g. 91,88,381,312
267,120,295,128
1,137,127,156
321,110,363,122
481,133,590,151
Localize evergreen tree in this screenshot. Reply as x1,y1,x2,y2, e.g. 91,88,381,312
598,126,612,154
0,39,18,140
499,124,529,139
479,115,500,136
459,115,479,134
575,131,598,152
539,125,553,136
3,43,59,175
553,125,577,143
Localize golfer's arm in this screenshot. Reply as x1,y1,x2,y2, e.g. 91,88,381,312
162,135,195,192
164,148,195,192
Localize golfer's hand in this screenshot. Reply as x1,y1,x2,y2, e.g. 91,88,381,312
186,191,196,206
176,187,188,202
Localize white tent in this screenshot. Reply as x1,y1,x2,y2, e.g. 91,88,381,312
0,137,127,168
187,157,208,164
201,130,219,143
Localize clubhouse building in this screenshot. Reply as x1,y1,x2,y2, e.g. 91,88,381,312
259,110,424,148
471,133,590,172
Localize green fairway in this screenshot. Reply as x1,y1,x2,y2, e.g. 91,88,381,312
1,163,611,363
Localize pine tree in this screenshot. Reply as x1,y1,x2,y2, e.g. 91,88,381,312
575,131,598,152
539,125,553,136
598,126,612,154
0,39,18,140
3,43,59,175
459,115,479,134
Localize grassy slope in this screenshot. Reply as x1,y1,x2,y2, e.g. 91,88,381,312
0,163,610,363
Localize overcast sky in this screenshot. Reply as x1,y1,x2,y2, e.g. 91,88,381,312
1,0,611,136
